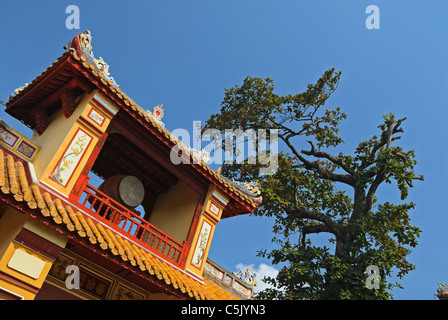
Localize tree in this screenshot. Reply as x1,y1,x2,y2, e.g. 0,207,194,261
204,69,423,299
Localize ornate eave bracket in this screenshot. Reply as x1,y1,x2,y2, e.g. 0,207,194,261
33,107,49,135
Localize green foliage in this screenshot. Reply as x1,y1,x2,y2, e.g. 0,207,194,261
204,69,423,300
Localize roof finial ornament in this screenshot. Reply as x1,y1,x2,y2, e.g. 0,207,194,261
10,83,29,99
95,57,110,77
233,268,258,287
152,104,164,120
146,104,165,127
66,30,118,87
78,29,93,57
438,282,448,295
243,181,261,197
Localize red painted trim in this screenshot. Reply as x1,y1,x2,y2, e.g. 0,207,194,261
90,98,116,119
0,271,39,293
0,129,19,147
70,131,108,201
14,228,64,261
182,197,204,268
67,58,253,215
79,183,185,266
77,116,104,137
5,54,71,109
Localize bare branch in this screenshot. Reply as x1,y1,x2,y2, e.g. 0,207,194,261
302,223,332,235
301,140,355,175
284,205,341,238
279,134,355,186
393,117,407,133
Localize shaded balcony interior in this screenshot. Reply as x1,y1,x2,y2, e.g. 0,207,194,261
76,131,200,265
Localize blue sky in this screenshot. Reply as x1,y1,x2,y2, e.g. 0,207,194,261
1,1,447,299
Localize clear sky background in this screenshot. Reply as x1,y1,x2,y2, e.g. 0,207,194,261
1,0,447,299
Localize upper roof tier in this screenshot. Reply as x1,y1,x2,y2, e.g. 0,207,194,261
5,30,262,218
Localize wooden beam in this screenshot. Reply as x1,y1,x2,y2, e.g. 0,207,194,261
31,76,93,113
109,115,209,196
97,146,169,194
108,132,178,186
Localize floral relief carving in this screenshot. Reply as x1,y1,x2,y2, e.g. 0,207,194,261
51,129,92,186
191,221,212,268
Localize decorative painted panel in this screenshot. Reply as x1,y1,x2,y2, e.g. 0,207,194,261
190,220,213,269
224,275,233,286
78,264,114,300
0,121,40,162
48,251,149,300
204,261,224,281
208,201,221,218
48,254,75,281
0,127,19,147
50,128,93,186
232,280,252,297
87,107,105,127
17,141,37,159
7,249,46,280
110,283,146,300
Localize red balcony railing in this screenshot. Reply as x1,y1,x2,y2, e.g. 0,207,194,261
78,183,186,266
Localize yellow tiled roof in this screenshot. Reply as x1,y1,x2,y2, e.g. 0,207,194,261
0,148,239,300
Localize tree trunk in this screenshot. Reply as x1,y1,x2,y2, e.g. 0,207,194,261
323,231,352,299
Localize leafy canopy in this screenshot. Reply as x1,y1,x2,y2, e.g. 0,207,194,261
205,69,423,299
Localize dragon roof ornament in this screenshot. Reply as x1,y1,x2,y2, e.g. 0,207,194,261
65,30,118,88
214,171,262,203
10,83,29,99
233,268,258,287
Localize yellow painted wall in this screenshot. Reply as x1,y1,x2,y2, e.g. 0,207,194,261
0,207,68,300
41,122,98,194
31,92,91,180
0,278,34,300
0,206,28,260
0,242,54,300
148,180,198,243
31,90,118,196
